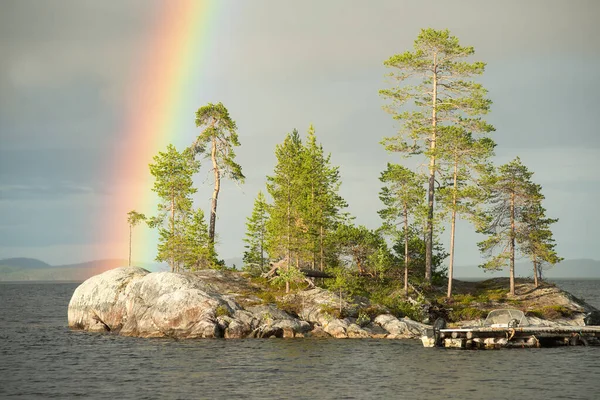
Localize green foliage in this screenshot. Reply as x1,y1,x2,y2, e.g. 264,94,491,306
518,202,563,282
265,126,348,269
215,305,231,318
255,291,276,305
179,208,216,270
325,265,364,298
148,145,203,272
380,28,494,282
356,311,371,327
391,228,448,283
191,102,244,246
318,304,345,320
333,224,391,277
265,130,307,263
449,307,487,322
127,210,146,227
271,266,306,291
127,210,146,266
243,191,269,275
477,157,552,293
528,306,573,320
192,102,244,182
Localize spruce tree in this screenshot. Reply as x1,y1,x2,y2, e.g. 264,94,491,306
380,28,493,283
378,163,425,295
149,145,200,272
266,130,306,292
301,125,347,271
180,208,214,271
243,191,269,273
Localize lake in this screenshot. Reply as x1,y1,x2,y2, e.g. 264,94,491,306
1,280,599,399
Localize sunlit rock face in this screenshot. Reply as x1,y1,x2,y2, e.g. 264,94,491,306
68,267,428,339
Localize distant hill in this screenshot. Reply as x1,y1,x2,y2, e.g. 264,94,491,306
0,257,52,269
2,256,597,282
454,259,600,279
0,258,167,282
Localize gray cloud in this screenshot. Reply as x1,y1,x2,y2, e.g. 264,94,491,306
1,0,599,265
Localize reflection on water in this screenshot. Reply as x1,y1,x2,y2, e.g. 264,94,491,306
1,281,599,399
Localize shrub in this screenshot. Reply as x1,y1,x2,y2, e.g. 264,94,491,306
356,311,371,327
215,305,231,318
449,307,487,322
256,291,276,304
319,304,344,320
529,305,573,320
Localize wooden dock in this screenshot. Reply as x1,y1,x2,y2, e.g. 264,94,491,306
422,325,600,349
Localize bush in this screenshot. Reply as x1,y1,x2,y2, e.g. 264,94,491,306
319,304,345,320
256,291,276,304
215,305,231,318
449,307,487,322
356,311,371,327
528,305,573,320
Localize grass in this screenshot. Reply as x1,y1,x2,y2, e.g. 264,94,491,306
528,305,574,319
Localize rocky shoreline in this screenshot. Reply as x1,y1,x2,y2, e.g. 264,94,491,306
67,267,598,340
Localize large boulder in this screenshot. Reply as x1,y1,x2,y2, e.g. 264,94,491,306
68,267,149,332
374,314,429,339
68,267,312,339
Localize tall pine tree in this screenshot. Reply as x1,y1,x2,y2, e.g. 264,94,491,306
437,129,495,298
380,28,493,283
192,102,244,249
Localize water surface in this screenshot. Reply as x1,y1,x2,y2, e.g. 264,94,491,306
1,281,599,399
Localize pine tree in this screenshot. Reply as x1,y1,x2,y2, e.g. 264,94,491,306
519,201,562,287
378,163,425,295
149,145,200,272
437,129,495,298
334,224,388,278
243,191,269,274
126,210,146,267
477,157,542,295
380,28,493,283
192,102,244,249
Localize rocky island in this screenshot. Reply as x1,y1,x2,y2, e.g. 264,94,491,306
68,267,599,340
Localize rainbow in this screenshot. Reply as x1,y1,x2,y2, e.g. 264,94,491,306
98,0,222,268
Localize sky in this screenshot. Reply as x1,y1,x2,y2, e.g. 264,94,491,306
1,0,599,269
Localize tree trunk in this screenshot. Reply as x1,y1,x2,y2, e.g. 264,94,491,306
320,226,324,272
447,161,458,299
260,233,264,269
509,192,515,295
533,254,539,288
128,224,132,267
404,204,409,297
425,53,438,283
209,135,220,248
170,192,175,273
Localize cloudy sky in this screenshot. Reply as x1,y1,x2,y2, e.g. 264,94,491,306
1,0,599,269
